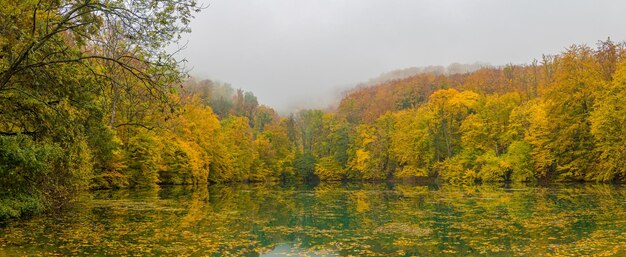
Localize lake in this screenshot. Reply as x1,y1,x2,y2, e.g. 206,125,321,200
1,183,626,256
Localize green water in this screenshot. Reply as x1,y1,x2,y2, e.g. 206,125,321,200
1,183,626,256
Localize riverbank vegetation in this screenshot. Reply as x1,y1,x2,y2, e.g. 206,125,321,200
2,1,626,220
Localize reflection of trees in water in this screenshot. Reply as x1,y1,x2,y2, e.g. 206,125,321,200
1,183,626,256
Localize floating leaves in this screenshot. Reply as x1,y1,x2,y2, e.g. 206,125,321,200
2,183,626,256
374,223,433,237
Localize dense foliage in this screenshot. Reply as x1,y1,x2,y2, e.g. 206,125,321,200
0,0,200,219
332,40,626,185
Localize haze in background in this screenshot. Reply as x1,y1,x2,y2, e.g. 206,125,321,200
177,0,626,113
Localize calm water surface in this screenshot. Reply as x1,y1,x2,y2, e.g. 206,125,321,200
1,183,626,256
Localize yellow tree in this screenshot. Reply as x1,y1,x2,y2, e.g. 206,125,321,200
161,96,221,184
390,108,435,178
509,100,554,180
348,113,395,180
427,89,479,160
220,116,255,181
543,45,602,180
250,134,275,181
457,93,521,182
589,60,626,181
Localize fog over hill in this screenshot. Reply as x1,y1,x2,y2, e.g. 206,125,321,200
179,1,626,114
359,62,490,87
280,62,490,113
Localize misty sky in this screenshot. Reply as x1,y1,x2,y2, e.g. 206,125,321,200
177,0,626,112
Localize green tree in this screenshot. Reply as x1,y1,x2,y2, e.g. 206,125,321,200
313,114,351,181
295,109,324,154
124,131,161,187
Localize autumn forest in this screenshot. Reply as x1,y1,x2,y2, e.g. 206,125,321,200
2,0,626,237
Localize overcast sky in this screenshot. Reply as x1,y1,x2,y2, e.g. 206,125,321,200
177,0,626,112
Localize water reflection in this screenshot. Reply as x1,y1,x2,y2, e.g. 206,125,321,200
1,183,626,256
